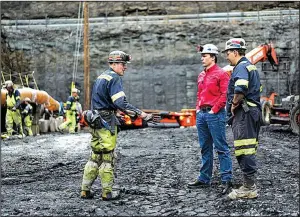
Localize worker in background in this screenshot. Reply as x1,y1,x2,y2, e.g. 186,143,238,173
223,38,262,199
21,97,33,136
58,88,80,134
187,44,233,195
80,50,155,201
3,80,24,138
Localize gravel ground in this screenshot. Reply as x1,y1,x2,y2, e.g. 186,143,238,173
1,125,299,216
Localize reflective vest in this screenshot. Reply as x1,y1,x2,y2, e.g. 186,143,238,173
6,90,20,108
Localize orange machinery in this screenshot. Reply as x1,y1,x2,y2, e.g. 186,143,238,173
260,92,299,135
1,87,60,111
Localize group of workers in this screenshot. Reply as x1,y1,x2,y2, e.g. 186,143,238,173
188,38,261,200
2,80,82,138
2,37,262,202
80,37,262,201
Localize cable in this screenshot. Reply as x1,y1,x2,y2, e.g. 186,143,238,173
72,2,83,85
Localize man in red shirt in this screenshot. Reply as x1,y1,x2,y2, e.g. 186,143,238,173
188,44,233,195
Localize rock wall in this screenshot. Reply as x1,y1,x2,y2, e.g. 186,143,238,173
1,2,299,111
2,2,299,19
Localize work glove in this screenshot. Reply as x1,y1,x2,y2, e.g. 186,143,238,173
141,112,161,123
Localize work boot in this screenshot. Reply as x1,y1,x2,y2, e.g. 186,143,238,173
221,181,233,195
187,179,210,189
1,133,10,139
102,191,120,201
228,184,258,199
17,133,26,139
80,190,94,199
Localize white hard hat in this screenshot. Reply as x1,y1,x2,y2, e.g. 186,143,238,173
198,44,219,55
222,38,247,52
4,80,13,88
72,88,79,93
24,97,31,102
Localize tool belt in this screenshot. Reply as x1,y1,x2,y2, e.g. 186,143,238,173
97,109,115,121
86,109,120,135
200,106,212,113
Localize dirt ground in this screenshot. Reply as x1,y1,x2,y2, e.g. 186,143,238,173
1,125,299,216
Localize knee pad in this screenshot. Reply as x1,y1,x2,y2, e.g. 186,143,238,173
90,151,103,165
100,161,113,170
100,151,115,169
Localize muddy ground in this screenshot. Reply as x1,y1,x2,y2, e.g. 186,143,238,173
1,125,299,216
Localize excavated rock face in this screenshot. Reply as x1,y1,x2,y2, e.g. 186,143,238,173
1,2,299,19
1,2,299,111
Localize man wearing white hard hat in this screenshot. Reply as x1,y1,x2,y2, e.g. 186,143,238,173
223,38,262,199
58,88,80,133
187,44,233,195
3,80,24,138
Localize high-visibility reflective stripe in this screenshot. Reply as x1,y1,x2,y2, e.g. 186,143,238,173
15,96,20,100
234,138,257,147
234,144,257,150
260,85,263,92
235,148,257,156
23,110,28,114
98,74,113,81
235,79,249,87
246,65,257,72
66,101,71,105
111,91,125,102
247,101,257,107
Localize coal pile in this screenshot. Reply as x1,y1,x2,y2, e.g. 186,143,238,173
1,125,299,216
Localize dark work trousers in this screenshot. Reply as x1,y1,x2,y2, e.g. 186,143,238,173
231,105,261,186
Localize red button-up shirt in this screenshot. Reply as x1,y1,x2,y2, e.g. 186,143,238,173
196,64,229,113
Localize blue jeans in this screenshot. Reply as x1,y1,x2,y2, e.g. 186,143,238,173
196,108,232,183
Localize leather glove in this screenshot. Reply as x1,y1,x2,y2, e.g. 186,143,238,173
141,112,161,123
142,113,153,122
